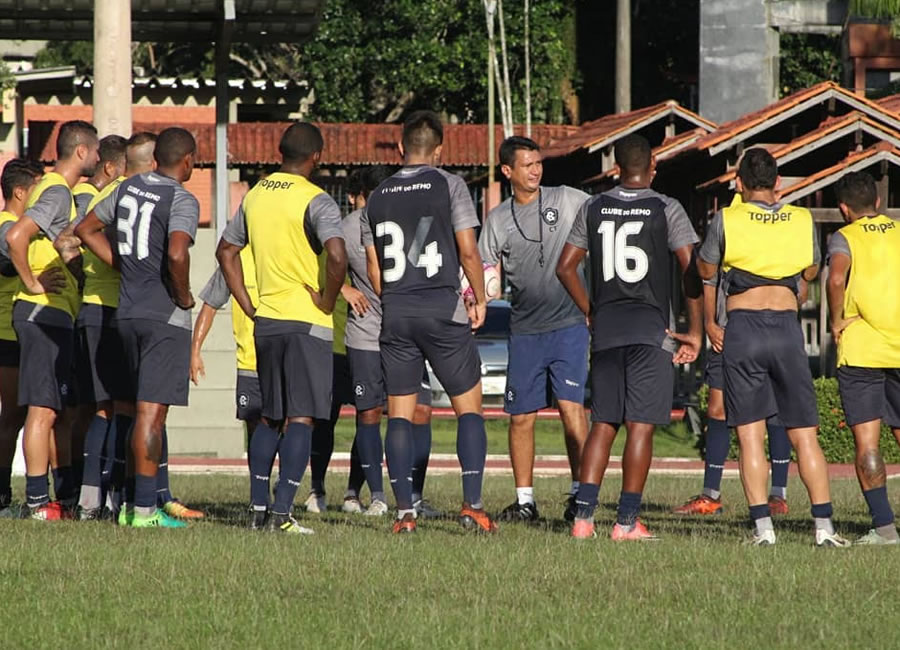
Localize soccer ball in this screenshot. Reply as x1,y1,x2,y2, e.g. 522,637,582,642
460,263,502,301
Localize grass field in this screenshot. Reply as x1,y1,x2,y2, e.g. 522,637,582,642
2,472,898,649
332,417,698,458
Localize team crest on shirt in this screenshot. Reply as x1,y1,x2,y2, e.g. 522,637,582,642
541,207,559,226
355,383,366,398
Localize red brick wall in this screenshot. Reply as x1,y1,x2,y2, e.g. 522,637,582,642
24,104,215,125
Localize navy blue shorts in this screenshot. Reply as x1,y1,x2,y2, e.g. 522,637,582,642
590,344,674,425
837,366,900,429
347,346,431,412
118,319,190,406
235,371,262,423
704,350,724,391
504,323,589,415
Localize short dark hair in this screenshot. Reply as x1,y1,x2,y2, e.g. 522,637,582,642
614,134,652,175
835,171,878,213
1,158,42,200
98,134,127,165
154,127,196,168
56,120,98,159
127,131,157,149
499,136,540,167
346,168,364,197
362,165,391,198
737,148,778,191
401,110,443,155
279,122,324,163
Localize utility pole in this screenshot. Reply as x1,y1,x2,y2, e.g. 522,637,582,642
615,0,631,114
93,0,132,137
485,1,496,186
524,0,531,137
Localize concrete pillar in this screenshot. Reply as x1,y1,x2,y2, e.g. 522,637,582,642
93,0,132,137
615,0,631,114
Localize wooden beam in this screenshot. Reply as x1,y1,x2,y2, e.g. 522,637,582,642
810,208,900,223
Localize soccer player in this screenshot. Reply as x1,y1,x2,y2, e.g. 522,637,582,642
557,134,702,540
72,135,127,220
217,122,347,535
673,265,794,516
479,135,589,523
0,160,46,517
6,120,98,519
697,147,848,547
827,171,900,545
363,110,495,534
343,165,438,518
76,127,199,529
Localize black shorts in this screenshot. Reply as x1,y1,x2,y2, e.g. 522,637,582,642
347,346,432,412
76,324,128,404
255,330,332,420
332,353,354,408
0,339,19,368
722,310,817,429
590,344,673,425
118,319,190,406
14,321,73,410
380,314,480,398
235,371,263,423
837,366,900,429
704,350,724,391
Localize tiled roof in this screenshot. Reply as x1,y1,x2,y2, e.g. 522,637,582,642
29,121,580,167
541,101,715,159
580,128,709,185
878,94,900,115
696,112,900,190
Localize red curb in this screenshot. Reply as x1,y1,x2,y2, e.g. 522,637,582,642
338,406,686,421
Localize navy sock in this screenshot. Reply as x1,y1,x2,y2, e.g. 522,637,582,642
26,474,50,508
309,416,336,496
112,414,133,507
811,502,833,519
702,418,729,496
346,438,366,496
248,422,280,508
767,424,791,491
457,413,486,508
863,486,895,527
385,418,414,510
616,491,643,526
155,427,173,505
575,483,600,519
134,473,157,511
272,422,313,514
412,422,432,500
356,421,384,497
52,466,75,502
81,415,109,489
100,414,116,492
749,503,771,520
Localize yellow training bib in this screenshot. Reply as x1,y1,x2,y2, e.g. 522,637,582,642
232,246,258,372
82,176,125,308
722,201,814,279
0,211,19,341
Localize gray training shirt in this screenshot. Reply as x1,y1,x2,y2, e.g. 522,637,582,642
199,265,229,310
343,208,382,352
479,185,588,335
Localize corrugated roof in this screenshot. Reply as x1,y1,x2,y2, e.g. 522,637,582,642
30,121,580,168
541,101,716,159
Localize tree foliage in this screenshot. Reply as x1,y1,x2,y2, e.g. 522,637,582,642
779,33,843,98
850,0,900,37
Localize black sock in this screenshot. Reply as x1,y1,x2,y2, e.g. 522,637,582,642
100,414,117,494
346,437,366,496
248,422,280,508
26,474,50,508
112,414,133,507
575,483,600,519
616,491,642,526
272,422,312,514
767,423,791,494
702,418,729,497
411,422,432,501
156,427,173,505
356,421,383,497
52,466,75,502
385,418,414,510
456,413,486,508
81,415,109,490
309,417,335,496
863,486,895,528
134,473,156,514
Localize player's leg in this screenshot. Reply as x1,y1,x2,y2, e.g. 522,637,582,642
412,399,441,519
501,412,539,521
76,401,112,518
75,319,111,518
839,366,899,545
572,348,624,538
347,348,387,515
107,400,135,515
343,437,367,513
735,420,773,542
0,349,25,516
765,418,791,514
546,323,589,522
307,353,350,513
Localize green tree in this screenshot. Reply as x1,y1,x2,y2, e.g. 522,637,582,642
779,33,843,98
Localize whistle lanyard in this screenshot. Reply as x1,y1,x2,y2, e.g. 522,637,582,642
510,188,544,268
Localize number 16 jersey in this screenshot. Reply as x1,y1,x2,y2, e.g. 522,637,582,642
362,165,479,319
94,172,199,330
567,186,698,352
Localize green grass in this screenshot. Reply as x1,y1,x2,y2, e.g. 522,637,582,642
333,417,698,457
2,473,899,649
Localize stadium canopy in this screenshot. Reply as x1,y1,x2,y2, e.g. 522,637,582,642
0,0,324,232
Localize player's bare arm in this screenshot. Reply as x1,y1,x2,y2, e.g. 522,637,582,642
825,251,857,344
6,216,65,295
667,244,703,364
307,235,348,315
74,211,116,269
190,302,216,385
167,230,195,310
216,239,254,319
697,256,718,281
364,244,381,296
555,242,589,321
703,283,724,353
456,227,486,329
340,283,370,317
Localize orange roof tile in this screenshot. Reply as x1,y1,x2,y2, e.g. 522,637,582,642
878,94,900,115
580,128,708,185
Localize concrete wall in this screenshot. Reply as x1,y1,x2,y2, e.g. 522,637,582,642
166,227,246,458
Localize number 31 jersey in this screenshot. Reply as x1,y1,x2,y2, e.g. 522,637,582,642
567,186,698,351
93,172,200,330
362,165,480,318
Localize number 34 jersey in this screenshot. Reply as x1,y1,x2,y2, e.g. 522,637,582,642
362,165,480,319
567,186,698,352
93,172,200,330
